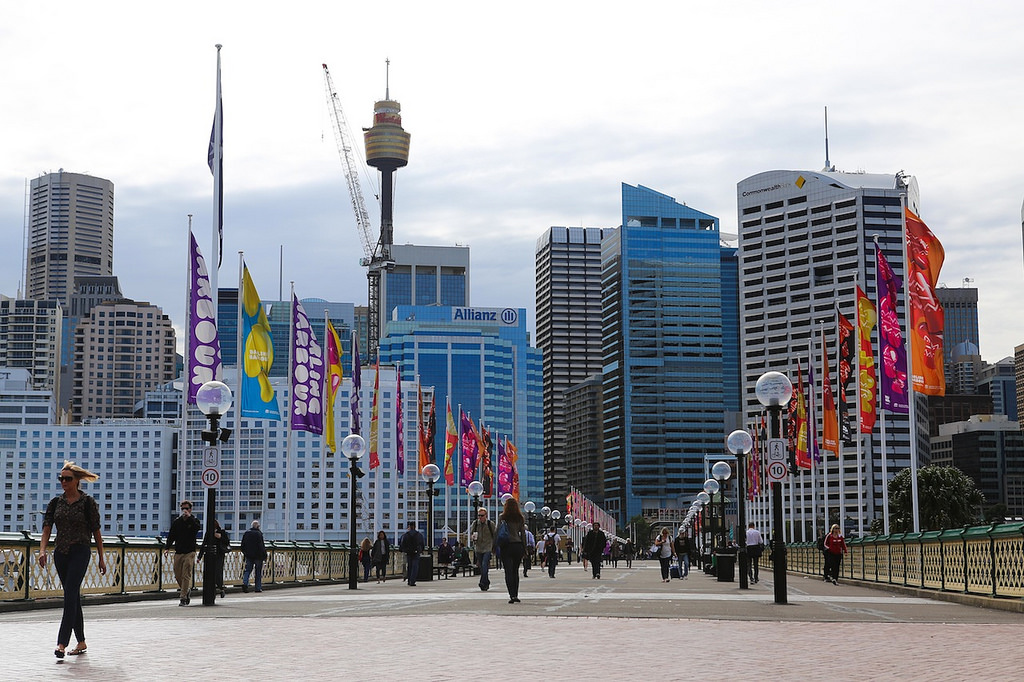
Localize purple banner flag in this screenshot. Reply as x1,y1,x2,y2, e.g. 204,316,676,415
876,242,909,414
187,232,222,403
290,294,324,434
349,330,361,435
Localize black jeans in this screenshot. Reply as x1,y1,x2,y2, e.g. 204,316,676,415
658,555,672,580
590,555,602,578
824,552,842,581
54,545,91,647
502,544,525,600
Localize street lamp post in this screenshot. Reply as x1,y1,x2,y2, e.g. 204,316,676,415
524,501,536,535
421,464,441,548
756,370,794,605
541,505,551,531
196,380,233,607
468,480,483,516
727,429,754,589
712,460,732,582
551,509,561,531
341,433,367,590
696,492,710,568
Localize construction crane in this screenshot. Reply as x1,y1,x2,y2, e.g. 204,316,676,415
322,62,410,361
322,63,375,263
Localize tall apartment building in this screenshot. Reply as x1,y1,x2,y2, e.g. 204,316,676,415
535,226,610,508
72,300,176,422
0,297,61,395
25,171,114,306
737,169,925,536
602,184,739,524
977,357,1017,420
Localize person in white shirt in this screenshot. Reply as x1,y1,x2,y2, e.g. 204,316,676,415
745,522,764,583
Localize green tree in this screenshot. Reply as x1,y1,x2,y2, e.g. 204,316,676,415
628,514,652,549
888,465,984,532
984,502,1010,523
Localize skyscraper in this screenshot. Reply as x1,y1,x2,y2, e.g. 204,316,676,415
736,169,923,534
25,171,114,306
379,304,543,509
535,226,610,508
602,184,738,524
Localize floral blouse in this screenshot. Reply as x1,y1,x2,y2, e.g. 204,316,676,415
43,493,101,555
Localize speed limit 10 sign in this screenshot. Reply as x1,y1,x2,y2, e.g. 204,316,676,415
202,467,220,488
767,461,789,481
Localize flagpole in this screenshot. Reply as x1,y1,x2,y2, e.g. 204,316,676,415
807,347,816,543
235,251,244,536
814,336,823,539
899,194,921,533
321,309,330,543
284,282,295,542
180,215,194,508
211,45,223,304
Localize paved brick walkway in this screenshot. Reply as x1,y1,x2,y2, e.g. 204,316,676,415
3,562,1020,680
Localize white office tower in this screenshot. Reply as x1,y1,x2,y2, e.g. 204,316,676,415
25,171,115,306
736,169,927,538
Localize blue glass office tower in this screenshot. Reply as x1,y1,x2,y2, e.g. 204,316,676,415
602,184,739,524
379,305,543,511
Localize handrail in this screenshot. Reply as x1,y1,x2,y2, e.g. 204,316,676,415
757,522,1024,600
0,533,408,603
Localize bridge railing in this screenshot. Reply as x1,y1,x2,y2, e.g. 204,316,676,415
771,522,1024,599
0,531,407,603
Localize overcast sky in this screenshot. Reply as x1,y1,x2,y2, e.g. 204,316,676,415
2,2,1023,362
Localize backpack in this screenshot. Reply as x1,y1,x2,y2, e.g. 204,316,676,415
817,535,826,553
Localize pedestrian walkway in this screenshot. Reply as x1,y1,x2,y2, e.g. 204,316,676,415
3,561,1020,680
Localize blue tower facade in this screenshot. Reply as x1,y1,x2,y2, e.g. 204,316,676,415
602,184,739,524
379,305,543,509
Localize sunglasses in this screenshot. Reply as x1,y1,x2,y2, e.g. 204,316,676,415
181,507,192,511
58,475,75,482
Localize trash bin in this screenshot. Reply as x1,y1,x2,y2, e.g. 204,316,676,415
715,548,736,582
417,553,434,582
702,553,714,574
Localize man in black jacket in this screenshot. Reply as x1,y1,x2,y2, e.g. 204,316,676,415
241,520,268,593
582,522,606,579
399,521,425,586
165,501,202,605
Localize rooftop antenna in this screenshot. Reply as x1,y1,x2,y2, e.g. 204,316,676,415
385,57,390,100
823,106,834,172
962,277,974,288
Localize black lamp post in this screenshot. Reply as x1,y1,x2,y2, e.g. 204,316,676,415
468,480,483,517
755,370,793,606
541,505,551,531
524,501,536,535
712,460,732,581
341,433,367,590
695,492,709,565
422,464,441,548
727,429,754,590
196,380,233,607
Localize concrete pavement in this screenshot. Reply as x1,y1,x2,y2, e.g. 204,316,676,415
3,560,1020,680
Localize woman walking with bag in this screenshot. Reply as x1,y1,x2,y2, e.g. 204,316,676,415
496,498,527,603
654,527,674,583
38,461,107,659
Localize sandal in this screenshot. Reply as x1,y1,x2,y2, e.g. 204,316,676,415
68,645,87,656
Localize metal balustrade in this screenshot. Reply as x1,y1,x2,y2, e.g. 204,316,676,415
0,531,407,603
758,522,1024,600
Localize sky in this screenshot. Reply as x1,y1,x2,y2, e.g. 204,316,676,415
2,2,1023,362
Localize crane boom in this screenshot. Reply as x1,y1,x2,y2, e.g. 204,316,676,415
322,63,375,262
